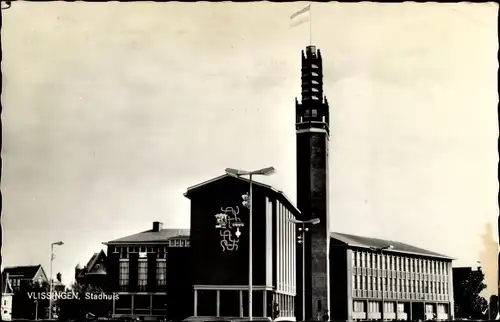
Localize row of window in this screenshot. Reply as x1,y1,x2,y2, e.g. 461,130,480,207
116,240,188,259
353,301,449,314
352,276,449,295
352,251,448,276
119,260,167,291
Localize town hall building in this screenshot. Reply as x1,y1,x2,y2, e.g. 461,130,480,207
93,44,454,322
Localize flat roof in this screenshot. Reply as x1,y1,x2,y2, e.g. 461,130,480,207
331,232,453,260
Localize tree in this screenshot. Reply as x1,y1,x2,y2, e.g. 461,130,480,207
454,269,489,319
12,280,51,319
60,281,108,319
489,295,499,319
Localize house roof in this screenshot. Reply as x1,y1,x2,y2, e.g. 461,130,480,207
77,250,107,278
330,232,453,260
104,228,190,245
184,174,300,216
2,265,43,280
87,264,107,275
85,250,106,272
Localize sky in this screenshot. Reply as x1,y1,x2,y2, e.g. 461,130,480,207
1,2,498,295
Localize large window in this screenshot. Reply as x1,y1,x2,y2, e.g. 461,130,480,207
353,301,365,312
119,261,130,290
219,290,240,317
156,260,167,286
138,260,148,291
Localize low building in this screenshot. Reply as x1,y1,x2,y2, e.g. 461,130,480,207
329,232,454,321
184,173,299,321
1,273,14,321
1,265,48,292
75,250,108,290
103,222,192,320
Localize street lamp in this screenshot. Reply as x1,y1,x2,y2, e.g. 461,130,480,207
287,217,320,321
49,241,64,320
370,245,393,321
225,166,276,321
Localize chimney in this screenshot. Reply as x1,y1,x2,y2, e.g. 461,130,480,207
152,221,163,232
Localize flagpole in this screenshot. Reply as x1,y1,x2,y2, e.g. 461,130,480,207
309,4,312,46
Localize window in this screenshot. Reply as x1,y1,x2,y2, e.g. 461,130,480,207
361,252,366,268
356,276,361,290
397,303,405,313
353,301,365,312
351,252,356,268
368,301,379,313
120,247,128,259
356,252,361,267
138,260,148,291
382,255,386,270
390,256,395,271
311,109,318,118
119,261,130,288
156,260,167,286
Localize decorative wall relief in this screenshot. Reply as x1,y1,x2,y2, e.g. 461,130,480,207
215,206,245,251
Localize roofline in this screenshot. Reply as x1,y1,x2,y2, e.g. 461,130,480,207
103,239,190,246
331,238,454,260
184,173,301,216
38,266,49,281
3,264,44,280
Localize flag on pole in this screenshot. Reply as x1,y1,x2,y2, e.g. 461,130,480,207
290,4,311,28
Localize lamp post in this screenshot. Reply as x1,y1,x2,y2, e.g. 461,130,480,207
370,245,394,321
49,241,64,320
287,217,320,321
225,167,276,321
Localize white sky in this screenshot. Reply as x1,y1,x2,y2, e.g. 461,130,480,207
1,2,498,294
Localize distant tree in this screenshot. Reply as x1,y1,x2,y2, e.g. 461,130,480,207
454,269,489,319
61,281,108,319
12,280,51,319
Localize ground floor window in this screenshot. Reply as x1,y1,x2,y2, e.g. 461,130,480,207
273,293,294,318
353,301,365,312
194,289,294,318
437,303,448,314
152,295,167,315
197,290,217,317
219,290,239,317
242,291,264,317
134,295,150,315
115,295,132,315
368,301,379,313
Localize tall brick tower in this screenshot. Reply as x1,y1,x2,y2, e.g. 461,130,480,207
295,45,330,320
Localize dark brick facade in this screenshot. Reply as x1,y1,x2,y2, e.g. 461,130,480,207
295,45,331,320
188,176,268,287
